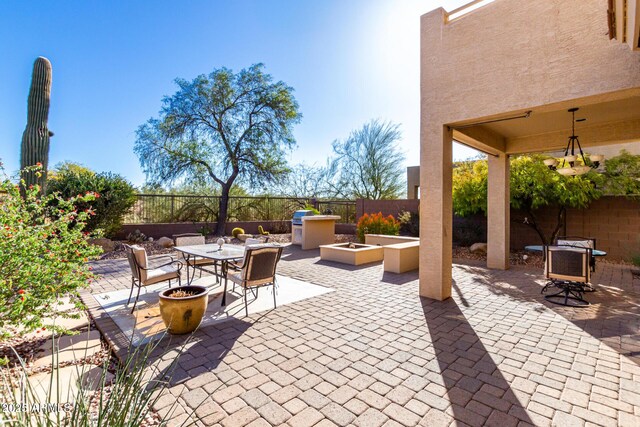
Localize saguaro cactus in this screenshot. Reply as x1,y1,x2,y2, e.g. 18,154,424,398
20,56,53,194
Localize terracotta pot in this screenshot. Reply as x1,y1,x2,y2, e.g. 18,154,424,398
158,286,208,334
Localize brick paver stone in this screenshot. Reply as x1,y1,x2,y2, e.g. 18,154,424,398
86,248,640,427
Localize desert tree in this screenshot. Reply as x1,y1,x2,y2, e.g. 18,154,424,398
273,163,327,199
325,119,405,200
134,64,301,235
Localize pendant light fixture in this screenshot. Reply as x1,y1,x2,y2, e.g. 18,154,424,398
544,108,604,176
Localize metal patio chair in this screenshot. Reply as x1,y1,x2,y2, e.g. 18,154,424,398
556,236,597,272
541,245,592,307
227,246,284,316
124,244,182,313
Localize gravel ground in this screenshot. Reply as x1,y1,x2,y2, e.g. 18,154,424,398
453,246,545,269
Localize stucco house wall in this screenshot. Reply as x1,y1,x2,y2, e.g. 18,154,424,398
420,0,640,299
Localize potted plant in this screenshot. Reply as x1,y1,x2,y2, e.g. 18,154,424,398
158,285,209,334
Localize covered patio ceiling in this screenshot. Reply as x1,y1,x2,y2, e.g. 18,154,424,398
451,90,640,156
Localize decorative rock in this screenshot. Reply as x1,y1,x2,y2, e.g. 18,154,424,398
88,238,116,253
237,234,253,242
469,242,488,254
157,237,174,248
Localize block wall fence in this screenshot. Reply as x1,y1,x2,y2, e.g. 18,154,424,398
357,197,640,261
116,220,356,241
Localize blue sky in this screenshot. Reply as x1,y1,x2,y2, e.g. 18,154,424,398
0,0,478,187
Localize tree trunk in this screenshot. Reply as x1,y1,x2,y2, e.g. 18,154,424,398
215,184,231,236
523,205,567,246
524,208,549,246
550,206,567,244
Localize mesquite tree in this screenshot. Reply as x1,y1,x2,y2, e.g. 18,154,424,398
135,64,301,235
20,57,53,194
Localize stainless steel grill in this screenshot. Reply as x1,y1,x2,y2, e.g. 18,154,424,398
291,210,314,226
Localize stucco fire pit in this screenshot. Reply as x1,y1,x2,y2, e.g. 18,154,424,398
319,243,384,266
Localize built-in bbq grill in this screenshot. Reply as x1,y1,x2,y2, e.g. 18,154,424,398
291,210,314,226
291,210,341,249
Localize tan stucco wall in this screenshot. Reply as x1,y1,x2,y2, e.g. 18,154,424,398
420,0,640,299
421,0,640,130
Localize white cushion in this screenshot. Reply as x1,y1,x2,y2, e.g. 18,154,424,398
145,265,180,286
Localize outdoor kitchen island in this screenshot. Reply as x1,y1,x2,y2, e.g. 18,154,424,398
291,214,341,250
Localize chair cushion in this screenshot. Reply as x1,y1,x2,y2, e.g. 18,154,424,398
228,272,275,288
145,265,180,286
175,235,206,247
130,245,148,268
130,245,148,281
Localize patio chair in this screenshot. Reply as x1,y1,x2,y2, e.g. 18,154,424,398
556,236,597,272
228,246,284,316
124,244,182,313
174,234,219,284
541,245,592,307
228,238,271,275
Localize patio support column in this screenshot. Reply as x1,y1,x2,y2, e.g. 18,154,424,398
487,152,510,270
419,125,452,301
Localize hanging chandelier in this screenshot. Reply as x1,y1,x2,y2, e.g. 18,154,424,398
543,108,604,176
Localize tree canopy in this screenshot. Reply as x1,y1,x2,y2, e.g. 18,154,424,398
134,63,301,235
599,150,640,197
509,155,604,244
324,119,405,200
450,152,640,245
452,158,488,216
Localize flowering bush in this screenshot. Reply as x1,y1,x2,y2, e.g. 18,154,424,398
0,164,102,336
356,212,400,242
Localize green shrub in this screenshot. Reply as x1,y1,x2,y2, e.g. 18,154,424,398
632,254,640,268
303,204,320,215
356,212,400,243
0,165,101,335
232,227,245,238
47,162,137,238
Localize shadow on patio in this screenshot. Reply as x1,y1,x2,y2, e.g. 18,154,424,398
421,295,533,425
454,261,640,365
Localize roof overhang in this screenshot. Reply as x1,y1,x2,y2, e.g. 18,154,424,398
449,89,640,156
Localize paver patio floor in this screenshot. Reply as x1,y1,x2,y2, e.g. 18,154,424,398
85,245,640,427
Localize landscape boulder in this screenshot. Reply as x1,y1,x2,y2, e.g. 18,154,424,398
237,234,253,242
88,238,116,253
157,237,174,248
469,242,488,254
